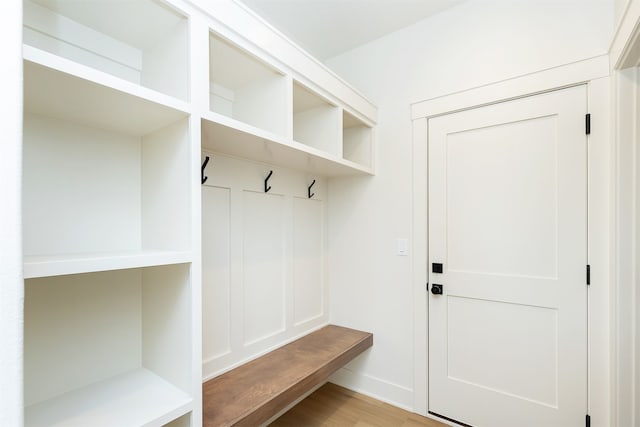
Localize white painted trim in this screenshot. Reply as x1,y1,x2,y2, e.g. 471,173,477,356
411,62,611,426
411,117,428,416
610,0,640,70
411,55,609,120
0,2,23,426
588,76,614,427
612,66,639,427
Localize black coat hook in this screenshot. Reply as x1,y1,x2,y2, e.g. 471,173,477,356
201,156,210,185
264,170,273,193
308,179,316,199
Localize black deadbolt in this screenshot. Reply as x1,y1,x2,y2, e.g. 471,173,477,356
431,284,443,295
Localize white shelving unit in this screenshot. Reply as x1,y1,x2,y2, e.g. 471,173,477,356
202,34,375,176
201,115,372,177
19,1,377,425
21,1,196,426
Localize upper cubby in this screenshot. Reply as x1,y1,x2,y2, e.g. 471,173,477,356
343,110,374,169
293,81,341,158
209,33,287,136
23,0,189,101
22,58,192,277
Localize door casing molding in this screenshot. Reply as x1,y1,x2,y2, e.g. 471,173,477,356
411,54,612,426
610,2,640,424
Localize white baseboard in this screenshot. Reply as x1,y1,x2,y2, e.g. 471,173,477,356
329,367,414,412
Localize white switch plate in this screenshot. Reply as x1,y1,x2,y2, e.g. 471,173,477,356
397,238,408,256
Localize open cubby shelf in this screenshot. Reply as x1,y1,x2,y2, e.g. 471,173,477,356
23,0,189,101
343,110,374,169
24,265,193,427
293,81,341,157
23,48,189,136
209,33,287,137
23,57,191,263
200,76,375,176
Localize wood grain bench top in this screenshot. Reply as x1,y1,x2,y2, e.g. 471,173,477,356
202,325,373,427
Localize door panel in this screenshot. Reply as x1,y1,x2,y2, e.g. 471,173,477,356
446,115,558,278
428,85,587,427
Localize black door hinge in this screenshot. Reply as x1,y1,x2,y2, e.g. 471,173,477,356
426,282,429,292
587,265,591,285
586,114,591,135
586,414,591,427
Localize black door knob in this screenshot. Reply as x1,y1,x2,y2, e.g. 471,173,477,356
431,284,443,295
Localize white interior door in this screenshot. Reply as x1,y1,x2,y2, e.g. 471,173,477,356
428,85,588,427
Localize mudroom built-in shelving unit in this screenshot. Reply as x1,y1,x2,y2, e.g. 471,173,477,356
19,0,377,425
21,0,197,426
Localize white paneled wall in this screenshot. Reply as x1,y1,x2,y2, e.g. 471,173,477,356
242,191,286,344
201,154,328,380
293,198,324,325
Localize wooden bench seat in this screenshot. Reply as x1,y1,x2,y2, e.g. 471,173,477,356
202,325,373,426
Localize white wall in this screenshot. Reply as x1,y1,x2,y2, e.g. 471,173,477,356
325,0,614,411
0,1,23,425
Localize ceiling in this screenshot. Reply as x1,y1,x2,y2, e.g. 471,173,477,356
238,0,466,61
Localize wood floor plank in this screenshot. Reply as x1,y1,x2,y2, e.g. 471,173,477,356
270,383,448,427
203,325,373,427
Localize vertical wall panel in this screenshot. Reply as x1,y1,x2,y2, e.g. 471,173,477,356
292,197,324,325
242,191,286,344
202,186,231,362
201,154,328,379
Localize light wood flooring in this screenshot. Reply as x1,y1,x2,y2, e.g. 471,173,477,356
270,383,448,427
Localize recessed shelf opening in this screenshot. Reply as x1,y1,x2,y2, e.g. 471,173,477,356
23,61,191,261
342,111,373,168
24,265,193,427
209,33,287,136
293,82,341,157
23,0,189,101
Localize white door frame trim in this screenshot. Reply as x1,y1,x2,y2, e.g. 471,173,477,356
610,1,640,424
411,54,612,426
610,0,640,70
